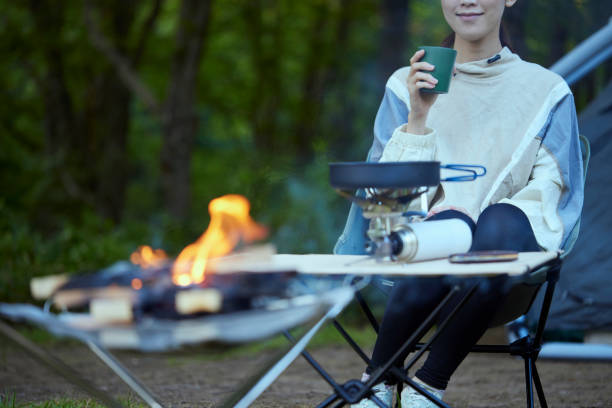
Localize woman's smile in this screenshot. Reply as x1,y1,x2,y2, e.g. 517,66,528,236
456,12,484,22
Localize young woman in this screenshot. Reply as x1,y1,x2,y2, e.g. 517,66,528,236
334,0,584,407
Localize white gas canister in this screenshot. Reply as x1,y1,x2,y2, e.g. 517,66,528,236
390,218,472,262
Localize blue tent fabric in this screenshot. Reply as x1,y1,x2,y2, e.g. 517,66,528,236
532,79,612,331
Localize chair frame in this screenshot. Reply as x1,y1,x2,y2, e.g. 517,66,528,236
343,257,561,408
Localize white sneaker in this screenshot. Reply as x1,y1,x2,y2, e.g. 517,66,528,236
400,379,444,408
350,382,393,408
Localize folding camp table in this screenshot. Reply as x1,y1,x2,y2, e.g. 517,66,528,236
272,251,561,408
0,251,559,407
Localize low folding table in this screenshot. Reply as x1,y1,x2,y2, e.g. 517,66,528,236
271,251,561,408
0,251,559,408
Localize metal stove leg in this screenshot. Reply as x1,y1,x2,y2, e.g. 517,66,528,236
0,320,123,408
86,341,164,408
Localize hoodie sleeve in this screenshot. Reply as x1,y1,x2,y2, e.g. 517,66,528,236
499,93,584,251
369,71,437,163
334,72,439,254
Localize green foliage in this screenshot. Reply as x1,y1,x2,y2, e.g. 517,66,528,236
0,205,145,302
0,393,145,408
1,0,611,303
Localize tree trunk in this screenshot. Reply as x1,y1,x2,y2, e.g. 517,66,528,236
503,0,528,59
294,3,330,164
326,0,357,160
28,1,76,161
89,1,136,221
161,0,213,219
550,24,568,69
379,0,410,87
86,70,132,221
244,0,282,153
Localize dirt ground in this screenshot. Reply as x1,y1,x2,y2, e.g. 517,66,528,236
2,329,612,408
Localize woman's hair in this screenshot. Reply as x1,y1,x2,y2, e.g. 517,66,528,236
440,22,515,53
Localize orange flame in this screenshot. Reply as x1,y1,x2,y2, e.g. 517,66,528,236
171,194,267,286
130,246,168,269
131,278,143,290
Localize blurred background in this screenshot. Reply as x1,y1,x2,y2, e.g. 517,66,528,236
1,0,611,303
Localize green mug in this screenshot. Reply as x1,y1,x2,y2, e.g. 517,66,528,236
417,46,457,94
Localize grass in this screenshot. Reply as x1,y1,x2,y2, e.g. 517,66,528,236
0,393,145,408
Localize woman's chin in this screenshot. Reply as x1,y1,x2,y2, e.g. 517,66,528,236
454,30,491,45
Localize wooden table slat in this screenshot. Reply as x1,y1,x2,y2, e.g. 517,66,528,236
271,252,559,277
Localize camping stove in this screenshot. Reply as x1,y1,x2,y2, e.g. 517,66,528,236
329,161,486,260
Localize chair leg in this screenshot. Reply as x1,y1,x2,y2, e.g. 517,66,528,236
395,382,403,408
524,357,534,408
532,361,548,408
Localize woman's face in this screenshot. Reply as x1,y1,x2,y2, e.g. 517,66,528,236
441,0,515,44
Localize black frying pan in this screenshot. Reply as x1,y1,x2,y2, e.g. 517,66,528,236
329,161,486,189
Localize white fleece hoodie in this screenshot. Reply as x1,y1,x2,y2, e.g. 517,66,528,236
372,47,583,251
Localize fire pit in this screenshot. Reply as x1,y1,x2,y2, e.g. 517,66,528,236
0,194,357,408
26,195,314,328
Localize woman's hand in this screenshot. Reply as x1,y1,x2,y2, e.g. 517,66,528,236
405,49,439,134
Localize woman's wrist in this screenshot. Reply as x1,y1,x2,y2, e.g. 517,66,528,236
406,111,428,135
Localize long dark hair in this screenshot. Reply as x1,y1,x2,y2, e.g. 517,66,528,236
441,22,515,53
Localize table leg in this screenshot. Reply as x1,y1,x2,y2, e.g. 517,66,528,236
0,319,123,408
403,283,479,372
327,281,484,408
86,340,165,408
219,288,354,408
363,285,461,394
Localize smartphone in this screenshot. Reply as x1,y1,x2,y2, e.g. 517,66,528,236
449,250,519,263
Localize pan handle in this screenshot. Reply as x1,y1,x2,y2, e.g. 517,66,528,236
440,164,487,182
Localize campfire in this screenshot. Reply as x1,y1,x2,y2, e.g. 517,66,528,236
30,194,295,325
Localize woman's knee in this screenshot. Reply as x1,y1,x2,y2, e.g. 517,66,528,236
472,203,539,251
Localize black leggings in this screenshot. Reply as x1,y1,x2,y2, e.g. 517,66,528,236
366,203,541,390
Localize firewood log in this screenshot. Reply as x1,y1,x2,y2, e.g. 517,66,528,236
53,287,136,309
90,298,133,324
30,275,69,300
175,288,223,314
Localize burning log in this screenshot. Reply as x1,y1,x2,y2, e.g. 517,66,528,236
30,264,296,322
175,288,222,314
54,286,136,310
90,298,133,324
30,275,69,300
28,195,295,324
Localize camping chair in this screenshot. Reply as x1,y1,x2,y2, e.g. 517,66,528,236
334,134,591,408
